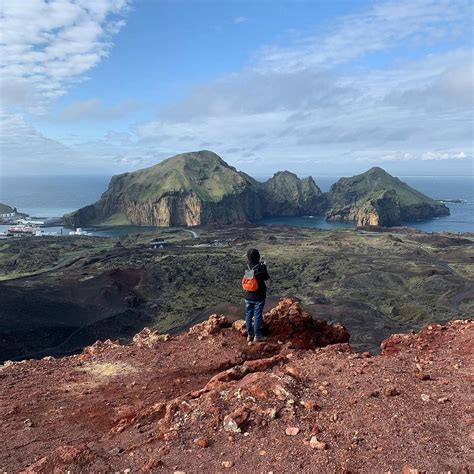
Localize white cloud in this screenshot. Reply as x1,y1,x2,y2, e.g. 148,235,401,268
0,112,78,174
0,111,152,174
127,0,471,175
133,46,472,174
356,150,471,163
54,98,140,122
0,0,129,112
256,0,471,73
234,16,247,24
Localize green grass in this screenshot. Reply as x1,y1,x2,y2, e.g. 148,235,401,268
332,167,440,207
111,151,247,203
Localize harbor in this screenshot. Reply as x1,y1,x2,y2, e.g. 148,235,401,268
0,202,97,238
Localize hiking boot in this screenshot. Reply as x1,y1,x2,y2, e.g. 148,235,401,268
247,335,254,342
253,336,268,343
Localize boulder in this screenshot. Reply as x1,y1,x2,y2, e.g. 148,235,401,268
133,327,170,348
188,314,231,337
262,298,349,348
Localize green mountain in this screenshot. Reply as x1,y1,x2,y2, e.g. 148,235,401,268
326,167,449,226
64,151,323,227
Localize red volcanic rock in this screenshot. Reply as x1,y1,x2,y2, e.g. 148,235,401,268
285,426,300,436
223,407,249,433
188,314,231,337
132,327,170,348
23,445,97,473
194,436,209,448
381,319,473,356
383,386,400,397
1,315,472,473
262,297,349,348
232,319,247,335
81,339,121,358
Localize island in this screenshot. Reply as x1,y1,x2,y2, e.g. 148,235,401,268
64,150,449,228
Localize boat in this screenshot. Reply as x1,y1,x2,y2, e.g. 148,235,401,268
7,225,35,234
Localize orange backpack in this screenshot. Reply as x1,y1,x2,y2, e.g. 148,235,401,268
242,265,259,292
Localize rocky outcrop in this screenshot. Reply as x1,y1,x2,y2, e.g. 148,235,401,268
261,297,349,348
326,167,449,226
262,171,327,216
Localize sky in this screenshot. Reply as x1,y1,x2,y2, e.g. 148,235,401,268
0,0,473,177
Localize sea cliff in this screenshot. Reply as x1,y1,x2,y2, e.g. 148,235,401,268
64,152,449,228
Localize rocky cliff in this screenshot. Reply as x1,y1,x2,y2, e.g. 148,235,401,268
65,151,324,227
0,299,471,472
326,167,449,226
262,171,327,216
326,189,402,226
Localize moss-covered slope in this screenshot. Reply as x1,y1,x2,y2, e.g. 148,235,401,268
326,167,449,225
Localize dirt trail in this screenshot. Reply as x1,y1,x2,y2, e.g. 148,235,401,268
451,285,474,310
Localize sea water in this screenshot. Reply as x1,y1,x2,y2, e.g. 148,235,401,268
0,175,472,235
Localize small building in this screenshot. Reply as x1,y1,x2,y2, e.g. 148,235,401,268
150,240,170,249
69,228,93,236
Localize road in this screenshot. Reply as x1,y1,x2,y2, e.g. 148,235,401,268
182,229,198,238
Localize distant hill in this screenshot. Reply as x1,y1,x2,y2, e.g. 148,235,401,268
326,167,449,226
0,203,15,214
65,152,449,228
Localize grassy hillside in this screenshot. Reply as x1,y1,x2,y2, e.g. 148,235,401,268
330,167,441,207
107,150,255,203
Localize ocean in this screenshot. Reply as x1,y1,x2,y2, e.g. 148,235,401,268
0,175,472,234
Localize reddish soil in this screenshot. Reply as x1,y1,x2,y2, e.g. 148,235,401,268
0,299,472,473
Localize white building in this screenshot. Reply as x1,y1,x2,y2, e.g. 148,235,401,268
69,228,93,236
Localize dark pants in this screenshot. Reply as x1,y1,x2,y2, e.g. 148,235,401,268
245,299,265,339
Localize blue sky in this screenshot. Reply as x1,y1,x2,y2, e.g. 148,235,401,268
0,0,472,176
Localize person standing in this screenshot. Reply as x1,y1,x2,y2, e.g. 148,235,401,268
242,248,270,343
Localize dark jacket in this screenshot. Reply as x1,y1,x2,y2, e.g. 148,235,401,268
243,262,270,301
